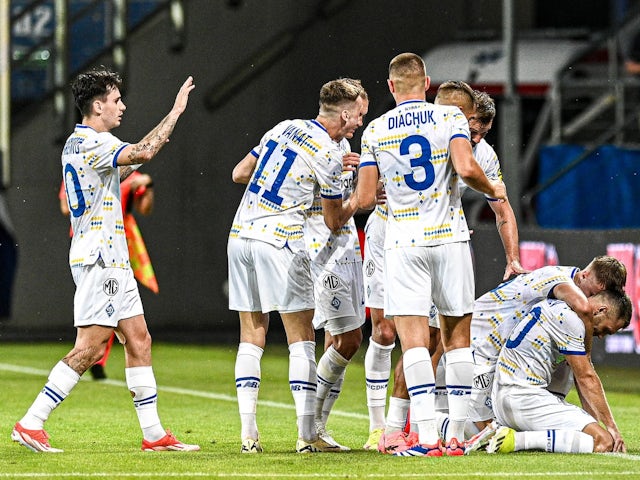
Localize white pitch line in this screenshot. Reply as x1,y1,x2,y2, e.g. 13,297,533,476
1,472,640,478
603,452,640,461
0,362,367,420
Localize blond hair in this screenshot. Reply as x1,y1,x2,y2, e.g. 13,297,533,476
319,78,368,117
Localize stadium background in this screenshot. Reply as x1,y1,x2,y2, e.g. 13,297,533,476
2,0,639,366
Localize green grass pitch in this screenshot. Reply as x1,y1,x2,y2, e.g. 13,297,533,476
0,341,639,479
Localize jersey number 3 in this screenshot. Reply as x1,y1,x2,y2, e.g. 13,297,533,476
401,135,435,191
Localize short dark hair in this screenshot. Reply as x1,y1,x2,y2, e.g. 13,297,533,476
474,90,496,125
71,66,122,117
596,289,633,329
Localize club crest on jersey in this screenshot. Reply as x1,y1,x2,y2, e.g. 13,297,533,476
331,296,341,310
473,373,491,391
103,278,119,296
364,260,375,277
105,304,115,317
323,273,341,291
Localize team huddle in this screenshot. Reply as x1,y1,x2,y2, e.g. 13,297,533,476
11,53,631,456
228,52,632,456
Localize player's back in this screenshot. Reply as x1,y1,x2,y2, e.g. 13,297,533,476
496,298,585,389
471,265,578,361
361,100,470,248
231,119,343,250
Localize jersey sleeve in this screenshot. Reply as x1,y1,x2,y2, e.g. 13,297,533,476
89,131,129,171
314,145,344,200
359,123,379,169
448,107,470,141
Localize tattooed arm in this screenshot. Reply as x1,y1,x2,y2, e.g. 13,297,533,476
116,76,195,167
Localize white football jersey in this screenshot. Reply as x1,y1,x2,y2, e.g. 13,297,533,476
495,298,586,389
459,138,501,193
230,119,344,250
61,124,130,269
472,266,578,362
364,137,502,251
360,100,471,249
304,139,361,265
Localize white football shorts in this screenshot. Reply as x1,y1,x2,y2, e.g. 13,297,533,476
71,262,143,328
468,354,495,422
384,242,474,317
492,385,596,432
311,260,365,335
228,237,314,313
362,213,385,310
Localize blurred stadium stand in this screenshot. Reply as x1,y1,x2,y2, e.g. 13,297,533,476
2,0,640,366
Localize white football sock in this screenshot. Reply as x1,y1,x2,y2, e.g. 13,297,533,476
235,342,263,440
315,345,349,426
289,341,317,441
126,366,165,442
520,429,594,453
403,347,438,445
445,347,473,442
365,338,394,431
20,361,80,430
385,396,410,433
434,360,448,413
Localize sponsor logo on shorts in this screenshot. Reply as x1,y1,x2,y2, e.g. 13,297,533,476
473,373,491,391
323,273,340,290
103,278,119,296
364,260,375,277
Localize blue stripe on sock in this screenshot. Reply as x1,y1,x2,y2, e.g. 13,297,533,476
365,378,388,384
43,386,64,403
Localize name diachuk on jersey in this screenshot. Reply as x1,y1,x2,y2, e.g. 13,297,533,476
388,110,435,129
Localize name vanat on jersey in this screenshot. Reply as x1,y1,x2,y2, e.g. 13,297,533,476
61,124,131,269
230,119,344,251
304,138,361,265
360,100,471,249
495,298,586,389
472,265,579,362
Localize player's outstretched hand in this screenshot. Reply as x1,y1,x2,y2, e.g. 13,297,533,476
172,76,195,116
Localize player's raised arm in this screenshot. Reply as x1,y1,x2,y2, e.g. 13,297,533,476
118,76,195,167
232,152,258,184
